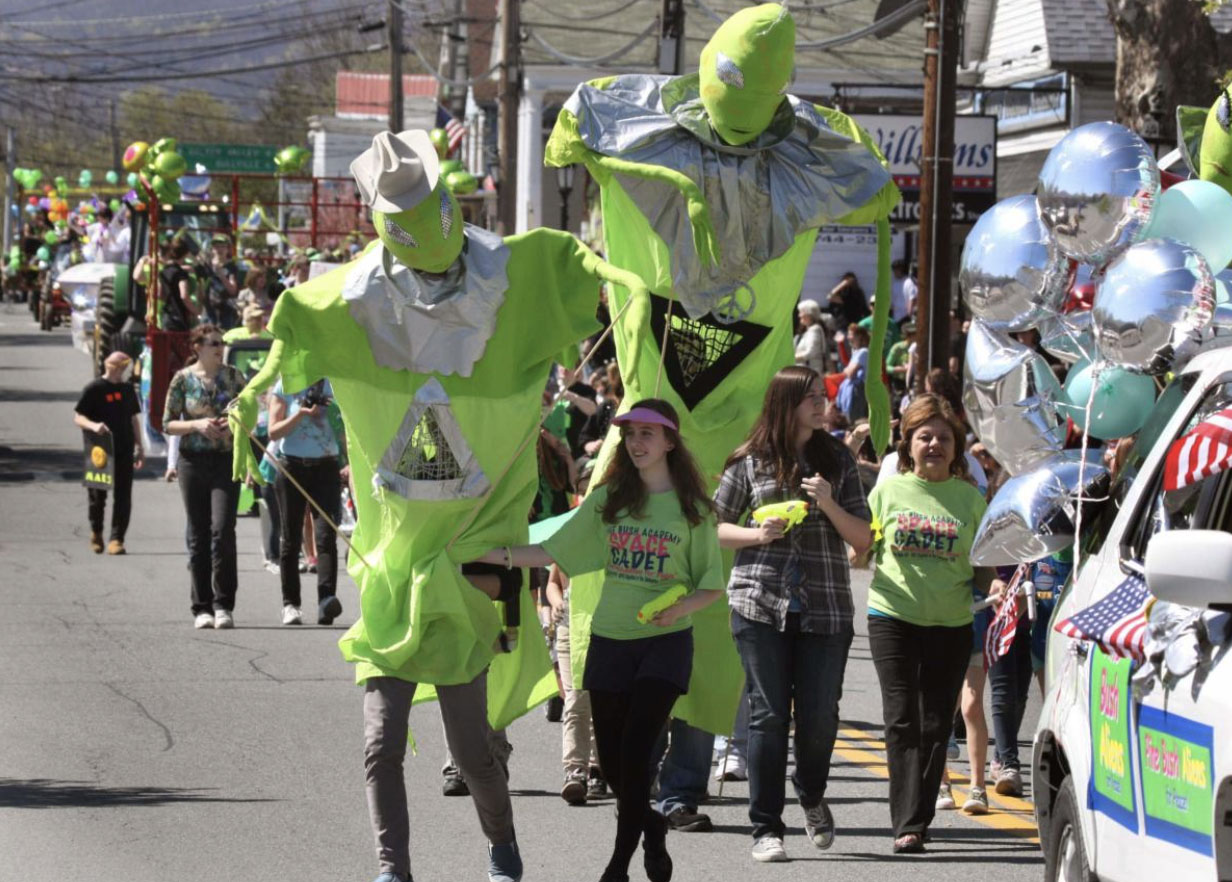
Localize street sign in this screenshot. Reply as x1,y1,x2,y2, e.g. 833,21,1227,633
853,114,998,224
180,143,279,174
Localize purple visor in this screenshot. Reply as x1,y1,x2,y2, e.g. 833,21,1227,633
612,407,678,433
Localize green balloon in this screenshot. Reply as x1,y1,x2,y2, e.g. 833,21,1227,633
36,246,50,261
152,151,186,180
79,169,93,184
109,198,121,212
126,172,139,188
105,170,119,185
439,159,464,177
43,231,57,244
444,170,477,195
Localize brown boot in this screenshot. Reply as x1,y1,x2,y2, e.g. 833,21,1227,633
90,532,104,554
106,540,126,555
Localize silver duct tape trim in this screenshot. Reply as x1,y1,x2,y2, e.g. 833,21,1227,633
563,73,891,319
342,225,509,377
375,377,491,502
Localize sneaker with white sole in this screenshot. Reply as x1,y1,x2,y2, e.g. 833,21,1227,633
803,799,835,849
994,766,1023,797
962,786,989,815
214,609,234,629
264,560,281,575
281,605,303,626
936,782,957,810
714,754,748,781
751,834,787,862
193,613,215,630
561,770,588,806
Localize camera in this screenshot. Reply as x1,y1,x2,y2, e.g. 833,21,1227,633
301,381,332,409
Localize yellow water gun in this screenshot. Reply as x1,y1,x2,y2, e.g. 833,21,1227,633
751,500,809,532
637,584,689,623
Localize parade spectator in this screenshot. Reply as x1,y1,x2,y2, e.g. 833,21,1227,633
863,394,1004,853
794,300,827,375
836,325,870,422
268,378,347,627
557,364,598,459
200,234,240,328
160,239,198,332
235,266,273,313
162,324,245,630
578,365,622,457
825,271,870,328
478,399,725,882
73,351,143,554
887,321,915,407
714,365,872,862
890,259,916,324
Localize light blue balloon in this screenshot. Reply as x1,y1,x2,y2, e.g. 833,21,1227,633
1057,358,1156,440
1140,179,1232,272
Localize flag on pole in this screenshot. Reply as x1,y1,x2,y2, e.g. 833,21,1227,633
1162,407,1232,491
1053,572,1152,661
983,564,1027,670
436,104,466,155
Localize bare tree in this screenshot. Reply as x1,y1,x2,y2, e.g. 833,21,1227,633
1106,0,1232,141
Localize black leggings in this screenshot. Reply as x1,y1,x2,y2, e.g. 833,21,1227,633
590,680,682,878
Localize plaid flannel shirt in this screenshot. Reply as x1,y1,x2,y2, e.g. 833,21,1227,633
713,450,869,634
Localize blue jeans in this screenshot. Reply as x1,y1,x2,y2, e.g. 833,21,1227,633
732,611,853,839
988,617,1032,770
654,717,713,814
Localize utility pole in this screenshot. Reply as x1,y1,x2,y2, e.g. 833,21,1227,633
913,0,958,385
2,127,13,260
109,100,121,172
496,0,520,234
389,0,404,132
437,0,468,121
658,0,685,74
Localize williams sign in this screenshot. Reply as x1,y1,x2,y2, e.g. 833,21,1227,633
853,114,997,225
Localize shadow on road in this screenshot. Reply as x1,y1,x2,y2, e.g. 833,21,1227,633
0,778,281,809
0,386,81,402
0,444,82,481
0,332,70,348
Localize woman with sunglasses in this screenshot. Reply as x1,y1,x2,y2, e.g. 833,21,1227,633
163,324,247,629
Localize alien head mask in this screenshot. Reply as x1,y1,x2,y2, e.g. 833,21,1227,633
352,129,465,273
698,3,796,147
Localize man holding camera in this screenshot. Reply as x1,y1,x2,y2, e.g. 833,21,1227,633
267,378,349,626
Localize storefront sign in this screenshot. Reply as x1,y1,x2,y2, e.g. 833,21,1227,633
853,114,997,225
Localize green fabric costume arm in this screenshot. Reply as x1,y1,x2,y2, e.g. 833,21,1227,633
576,243,654,358
229,339,286,484
864,218,893,456
812,104,902,225
546,107,720,268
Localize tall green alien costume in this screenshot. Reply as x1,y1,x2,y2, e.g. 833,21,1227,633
230,132,650,731
545,3,900,735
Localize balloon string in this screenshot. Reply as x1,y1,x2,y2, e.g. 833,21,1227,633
1071,364,1100,577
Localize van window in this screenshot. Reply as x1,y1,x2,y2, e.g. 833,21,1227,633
1080,372,1196,561
1121,376,1232,564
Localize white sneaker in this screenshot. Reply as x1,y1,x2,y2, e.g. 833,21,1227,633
281,605,303,626
751,835,787,862
936,782,957,810
193,613,214,630
714,754,748,781
214,609,235,629
264,560,281,575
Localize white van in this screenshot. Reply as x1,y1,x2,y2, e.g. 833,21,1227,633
1034,343,1232,881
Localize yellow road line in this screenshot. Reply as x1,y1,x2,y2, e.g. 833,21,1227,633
834,724,1040,844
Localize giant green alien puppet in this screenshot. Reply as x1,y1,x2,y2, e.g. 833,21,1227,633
228,129,652,880
545,3,900,735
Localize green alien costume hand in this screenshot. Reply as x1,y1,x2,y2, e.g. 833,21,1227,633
1200,87,1232,195
229,339,286,484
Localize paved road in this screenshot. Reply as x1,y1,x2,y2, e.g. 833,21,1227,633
0,305,1045,882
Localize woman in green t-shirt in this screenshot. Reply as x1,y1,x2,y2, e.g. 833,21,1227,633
476,398,724,882
864,394,1005,854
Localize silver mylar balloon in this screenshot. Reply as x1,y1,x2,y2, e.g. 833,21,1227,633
1093,237,1216,374
959,195,1070,330
970,450,1110,567
1038,308,1095,364
963,320,1066,476
1037,122,1159,264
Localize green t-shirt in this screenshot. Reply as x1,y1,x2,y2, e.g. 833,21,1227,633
544,485,725,640
867,473,987,627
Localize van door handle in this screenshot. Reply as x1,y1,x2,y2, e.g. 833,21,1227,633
1069,641,1089,659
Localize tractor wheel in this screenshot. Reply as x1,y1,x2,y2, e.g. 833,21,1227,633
95,276,118,376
